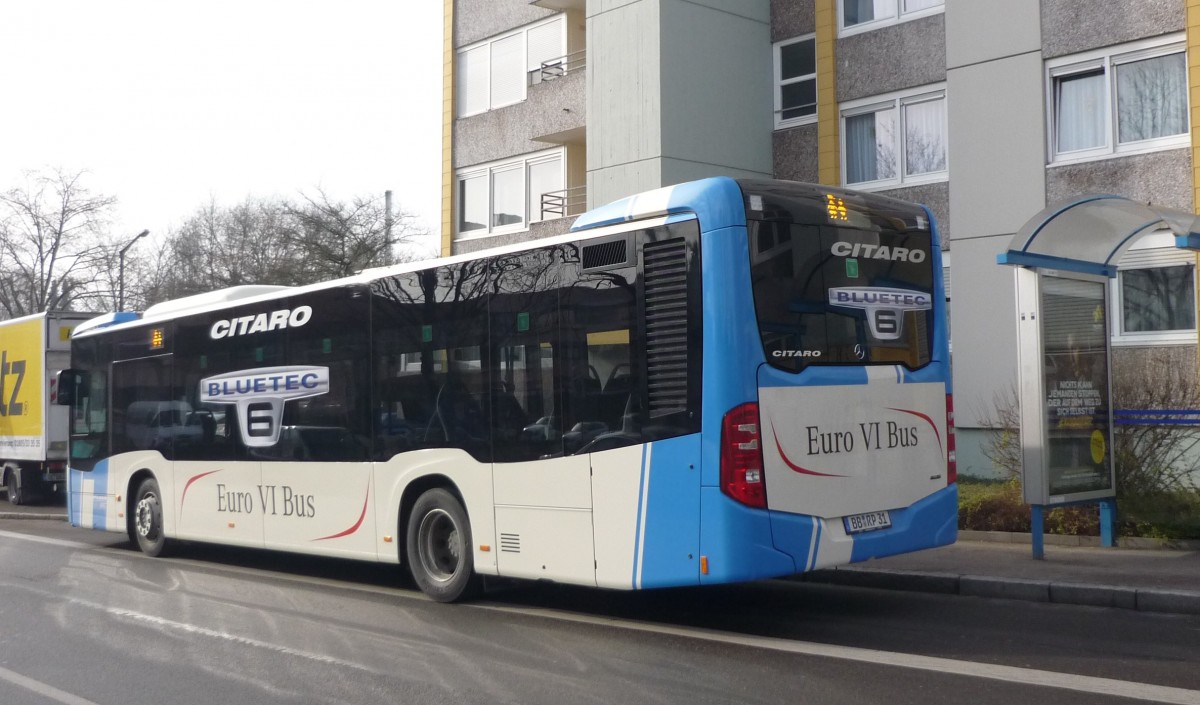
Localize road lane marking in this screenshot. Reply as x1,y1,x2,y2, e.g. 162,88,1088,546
99,602,373,673
0,529,96,550
475,605,1200,705
0,665,103,705
2,525,1197,703
0,573,378,677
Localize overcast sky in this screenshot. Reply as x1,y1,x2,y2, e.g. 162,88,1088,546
0,1,444,257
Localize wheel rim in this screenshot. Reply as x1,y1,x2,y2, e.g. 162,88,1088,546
135,492,160,541
417,508,462,583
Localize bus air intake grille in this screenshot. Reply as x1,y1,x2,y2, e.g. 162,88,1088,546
582,238,629,270
643,237,689,418
500,533,521,553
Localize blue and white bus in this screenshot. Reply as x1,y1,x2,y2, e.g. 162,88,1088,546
58,177,955,602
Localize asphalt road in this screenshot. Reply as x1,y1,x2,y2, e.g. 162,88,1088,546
0,519,1197,705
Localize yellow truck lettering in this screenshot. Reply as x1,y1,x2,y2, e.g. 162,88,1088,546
0,352,27,417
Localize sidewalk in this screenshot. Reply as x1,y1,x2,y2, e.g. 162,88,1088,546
0,499,68,521
806,530,1200,616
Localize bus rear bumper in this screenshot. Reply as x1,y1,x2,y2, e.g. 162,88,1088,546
846,484,958,563
768,484,958,572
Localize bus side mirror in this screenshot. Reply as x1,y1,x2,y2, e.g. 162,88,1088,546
54,369,88,406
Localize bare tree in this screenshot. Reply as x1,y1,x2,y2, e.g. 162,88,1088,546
282,188,426,281
147,190,428,307
152,196,297,302
0,168,117,317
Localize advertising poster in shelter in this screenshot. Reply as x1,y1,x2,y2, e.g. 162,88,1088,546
1040,276,1114,496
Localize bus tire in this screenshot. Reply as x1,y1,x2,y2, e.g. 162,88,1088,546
6,468,23,506
406,488,479,603
133,478,171,557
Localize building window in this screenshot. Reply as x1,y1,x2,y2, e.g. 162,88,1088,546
841,86,946,188
839,0,943,35
458,174,488,234
456,15,566,118
1112,231,1197,345
455,149,565,238
774,36,816,129
1118,265,1196,337
1049,36,1187,163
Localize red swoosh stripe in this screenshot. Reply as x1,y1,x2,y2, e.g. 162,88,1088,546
314,485,371,541
886,407,944,455
181,469,222,516
772,426,845,477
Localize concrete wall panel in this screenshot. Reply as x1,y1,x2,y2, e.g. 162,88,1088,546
950,234,1021,430
455,0,555,46
771,0,814,43
588,159,663,210
587,0,662,174
945,0,1040,69
947,51,1046,239
454,71,586,169
836,14,945,103
772,124,819,183
660,157,773,187
453,216,575,255
876,182,950,242
1042,0,1183,59
660,0,773,177
1046,150,1193,212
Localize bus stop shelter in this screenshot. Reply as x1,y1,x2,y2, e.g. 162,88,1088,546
997,194,1200,556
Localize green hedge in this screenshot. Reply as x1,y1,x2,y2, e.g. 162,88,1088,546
957,478,1200,540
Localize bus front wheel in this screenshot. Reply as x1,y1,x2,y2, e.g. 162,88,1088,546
133,478,171,557
406,488,479,603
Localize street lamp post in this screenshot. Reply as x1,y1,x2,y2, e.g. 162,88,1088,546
117,229,150,311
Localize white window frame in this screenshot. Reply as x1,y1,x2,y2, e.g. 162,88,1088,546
837,0,943,38
455,148,565,240
1110,231,1197,346
1047,34,1188,166
839,84,948,190
456,14,567,118
526,153,566,224
773,35,817,130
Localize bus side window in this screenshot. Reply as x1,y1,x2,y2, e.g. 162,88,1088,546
489,248,561,463
562,263,638,454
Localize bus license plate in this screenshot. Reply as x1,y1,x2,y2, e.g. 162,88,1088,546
843,510,892,534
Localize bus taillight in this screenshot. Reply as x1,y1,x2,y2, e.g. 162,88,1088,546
946,394,957,485
721,402,767,508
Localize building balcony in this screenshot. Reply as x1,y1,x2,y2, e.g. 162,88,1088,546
539,185,587,221
453,63,585,170
530,49,586,87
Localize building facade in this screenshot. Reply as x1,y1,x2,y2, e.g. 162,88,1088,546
443,0,1200,477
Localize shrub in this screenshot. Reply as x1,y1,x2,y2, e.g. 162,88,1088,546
957,478,1200,539
973,349,1200,540
957,478,1100,535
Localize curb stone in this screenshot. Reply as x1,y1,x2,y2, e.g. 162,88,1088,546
805,568,1200,616
958,529,1200,551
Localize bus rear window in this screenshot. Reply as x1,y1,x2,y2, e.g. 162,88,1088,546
748,217,935,372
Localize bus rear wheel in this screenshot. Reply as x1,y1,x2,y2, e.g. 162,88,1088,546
406,488,479,603
6,468,24,506
133,478,171,557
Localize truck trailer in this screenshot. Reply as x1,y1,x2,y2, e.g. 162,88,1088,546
0,312,92,505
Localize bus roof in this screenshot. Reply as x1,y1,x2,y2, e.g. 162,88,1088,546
73,177,926,339
73,212,689,339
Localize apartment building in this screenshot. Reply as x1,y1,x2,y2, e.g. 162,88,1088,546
442,0,1200,477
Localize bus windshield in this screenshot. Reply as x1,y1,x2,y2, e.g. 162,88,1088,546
742,181,936,372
